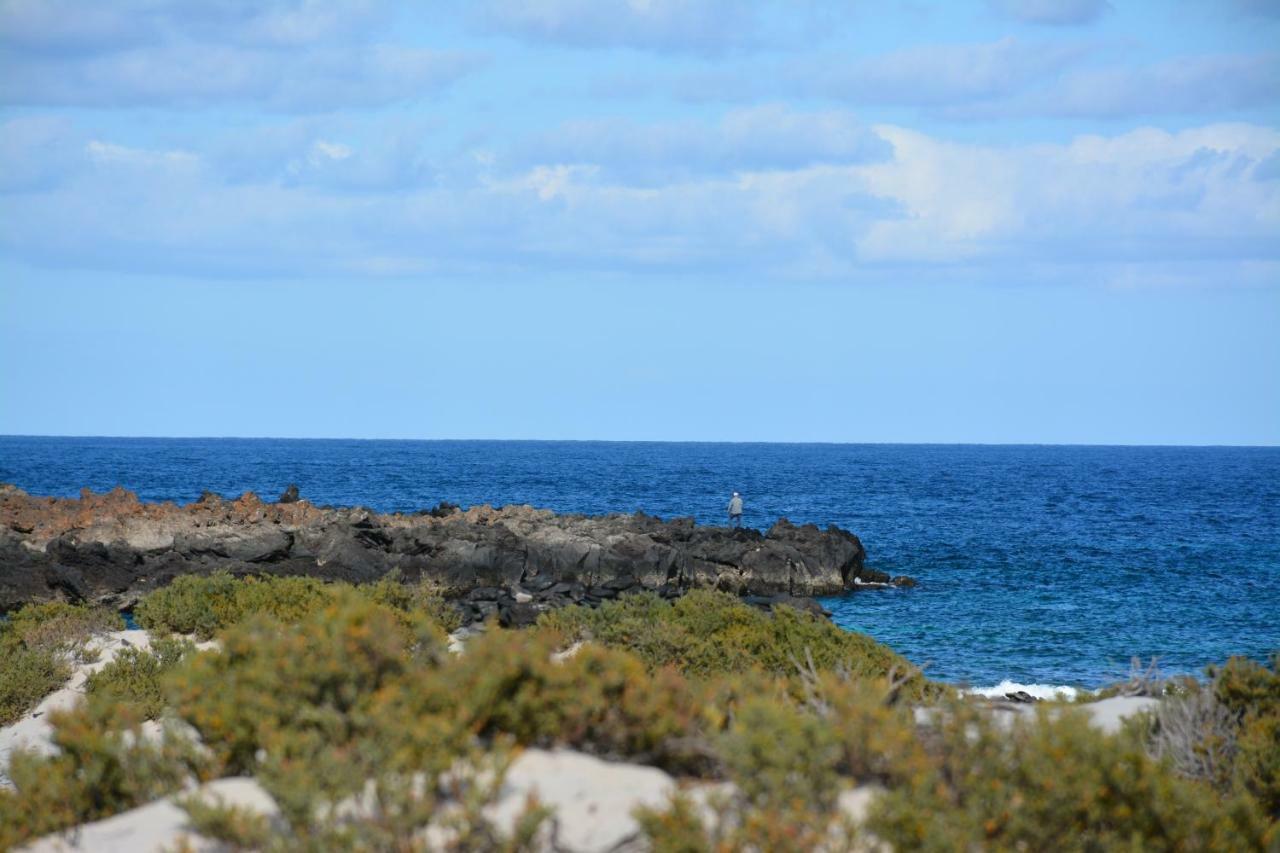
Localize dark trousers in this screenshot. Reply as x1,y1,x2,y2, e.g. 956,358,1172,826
730,513,742,528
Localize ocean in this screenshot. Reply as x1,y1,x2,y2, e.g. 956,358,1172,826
1,436,1276,692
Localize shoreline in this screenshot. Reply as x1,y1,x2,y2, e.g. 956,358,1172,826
0,482,915,619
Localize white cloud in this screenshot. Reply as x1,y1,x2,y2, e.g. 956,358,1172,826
311,141,354,161
206,118,444,192
84,140,199,170
856,123,1280,265
513,105,890,183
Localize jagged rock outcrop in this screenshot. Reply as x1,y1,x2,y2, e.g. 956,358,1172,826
0,484,912,613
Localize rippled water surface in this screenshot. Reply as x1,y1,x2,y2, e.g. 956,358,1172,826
1,437,1276,688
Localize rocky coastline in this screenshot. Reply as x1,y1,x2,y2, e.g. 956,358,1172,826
3,485,1274,851
0,484,915,622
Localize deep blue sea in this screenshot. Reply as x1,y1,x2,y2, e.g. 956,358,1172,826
1,437,1276,691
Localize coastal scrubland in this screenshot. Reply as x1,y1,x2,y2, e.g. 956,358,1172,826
0,601,122,726
0,574,1275,851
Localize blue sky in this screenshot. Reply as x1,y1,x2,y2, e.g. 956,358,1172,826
1,0,1277,443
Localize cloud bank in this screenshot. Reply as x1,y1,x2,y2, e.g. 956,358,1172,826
0,0,478,110
3,110,1275,287
0,0,1276,290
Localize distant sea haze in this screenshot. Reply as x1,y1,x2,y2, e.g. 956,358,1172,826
1,437,1276,691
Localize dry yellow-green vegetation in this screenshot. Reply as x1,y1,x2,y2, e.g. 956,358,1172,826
0,600,122,725
866,702,1269,851
85,635,197,718
539,591,937,701
0,696,216,846
133,569,460,640
1209,653,1280,821
0,574,1275,851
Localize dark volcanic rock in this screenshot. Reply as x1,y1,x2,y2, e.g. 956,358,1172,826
0,483,902,613
499,601,542,629
278,484,300,504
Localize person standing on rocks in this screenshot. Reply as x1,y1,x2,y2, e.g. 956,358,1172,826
727,491,743,528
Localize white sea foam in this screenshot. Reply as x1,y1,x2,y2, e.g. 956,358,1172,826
965,680,1085,701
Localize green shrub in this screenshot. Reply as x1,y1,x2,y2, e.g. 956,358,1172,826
1212,652,1280,716
1210,653,1280,831
639,790,861,853
85,636,196,718
636,794,714,853
168,596,457,832
407,630,710,770
5,583,1271,852
1132,653,1279,845
0,646,65,726
166,600,554,847
0,699,213,850
801,670,933,786
0,600,123,725
539,590,937,700
2,600,122,653
721,696,842,813
168,593,439,777
365,569,464,633
134,572,334,639
868,702,1269,851
638,692,858,853
134,571,463,640
180,795,274,850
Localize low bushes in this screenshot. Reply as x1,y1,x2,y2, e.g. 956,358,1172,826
867,702,1269,851
4,600,123,654
1209,652,1280,822
0,646,66,728
144,593,454,839
364,570,463,633
0,600,122,725
0,699,213,850
636,670,928,853
85,636,196,718
2,573,1275,850
134,572,335,639
383,628,712,772
133,570,461,640
168,593,441,780
1124,652,1280,847
639,697,1271,853
539,590,938,701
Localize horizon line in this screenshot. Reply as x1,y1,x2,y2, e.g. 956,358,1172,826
1,433,1276,450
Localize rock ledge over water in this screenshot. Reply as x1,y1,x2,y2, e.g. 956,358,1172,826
0,484,912,614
